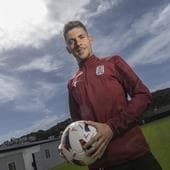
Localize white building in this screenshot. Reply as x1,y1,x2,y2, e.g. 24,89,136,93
0,139,64,170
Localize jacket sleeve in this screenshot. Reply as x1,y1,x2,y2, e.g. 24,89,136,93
68,83,81,121
106,56,152,137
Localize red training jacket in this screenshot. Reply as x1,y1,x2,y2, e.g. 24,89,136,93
68,55,152,169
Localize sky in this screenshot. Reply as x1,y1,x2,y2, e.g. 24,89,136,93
0,0,170,144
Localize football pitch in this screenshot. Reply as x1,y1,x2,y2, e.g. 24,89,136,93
52,116,170,170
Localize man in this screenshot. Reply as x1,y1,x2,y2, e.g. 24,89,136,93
64,20,162,170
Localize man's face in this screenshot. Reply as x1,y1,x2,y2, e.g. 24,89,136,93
65,27,93,63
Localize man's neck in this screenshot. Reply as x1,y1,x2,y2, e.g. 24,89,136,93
76,54,94,64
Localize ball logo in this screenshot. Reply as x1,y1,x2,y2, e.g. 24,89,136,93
96,65,104,75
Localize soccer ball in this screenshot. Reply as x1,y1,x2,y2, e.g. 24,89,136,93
58,121,97,166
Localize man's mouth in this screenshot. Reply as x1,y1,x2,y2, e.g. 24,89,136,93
77,48,84,54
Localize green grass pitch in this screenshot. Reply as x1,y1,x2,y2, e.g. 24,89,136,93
52,116,170,170
141,116,170,170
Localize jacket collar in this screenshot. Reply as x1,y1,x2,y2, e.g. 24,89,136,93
78,54,98,68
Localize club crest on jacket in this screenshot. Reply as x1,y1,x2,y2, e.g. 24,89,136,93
96,65,104,75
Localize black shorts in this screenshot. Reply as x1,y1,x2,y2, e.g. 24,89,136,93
102,152,162,170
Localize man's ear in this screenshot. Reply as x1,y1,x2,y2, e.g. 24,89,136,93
66,46,71,54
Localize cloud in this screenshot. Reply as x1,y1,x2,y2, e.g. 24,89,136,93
30,114,66,131
152,80,170,92
0,0,49,49
1,0,169,144
128,30,170,66
13,79,67,114
17,55,63,73
92,3,170,67
0,75,21,104
85,0,121,20
14,95,47,113
151,3,170,31
0,0,123,52
35,81,67,99
0,114,66,143
127,4,170,66
45,0,90,22
0,0,92,51
0,57,6,64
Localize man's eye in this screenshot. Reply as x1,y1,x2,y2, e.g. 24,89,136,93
68,40,74,45
80,36,85,39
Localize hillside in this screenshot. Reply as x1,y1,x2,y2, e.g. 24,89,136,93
26,88,170,141
2,88,170,145
148,88,170,111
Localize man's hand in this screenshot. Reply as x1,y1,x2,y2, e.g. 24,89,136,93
83,121,113,160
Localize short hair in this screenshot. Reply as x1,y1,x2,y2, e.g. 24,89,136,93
63,21,87,39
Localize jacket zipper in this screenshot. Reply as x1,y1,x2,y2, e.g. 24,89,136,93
84,65,88,85
83,64,98,121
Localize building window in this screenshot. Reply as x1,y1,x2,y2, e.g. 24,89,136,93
45,149,51,159
8,162,16,170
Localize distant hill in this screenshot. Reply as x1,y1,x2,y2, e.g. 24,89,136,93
145,88,170,113
24,118,72,141
9,88,170,143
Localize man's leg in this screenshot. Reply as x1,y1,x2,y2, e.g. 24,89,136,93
105,162,132,170
104,152,162,170
132,152,162,170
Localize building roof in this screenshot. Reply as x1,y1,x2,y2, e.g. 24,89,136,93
0,139,60,153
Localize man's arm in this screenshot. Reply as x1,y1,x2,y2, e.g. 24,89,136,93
83,56,152,159
106,55,152,136
68,85,81,121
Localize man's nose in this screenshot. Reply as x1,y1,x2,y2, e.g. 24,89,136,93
75,39,82,47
